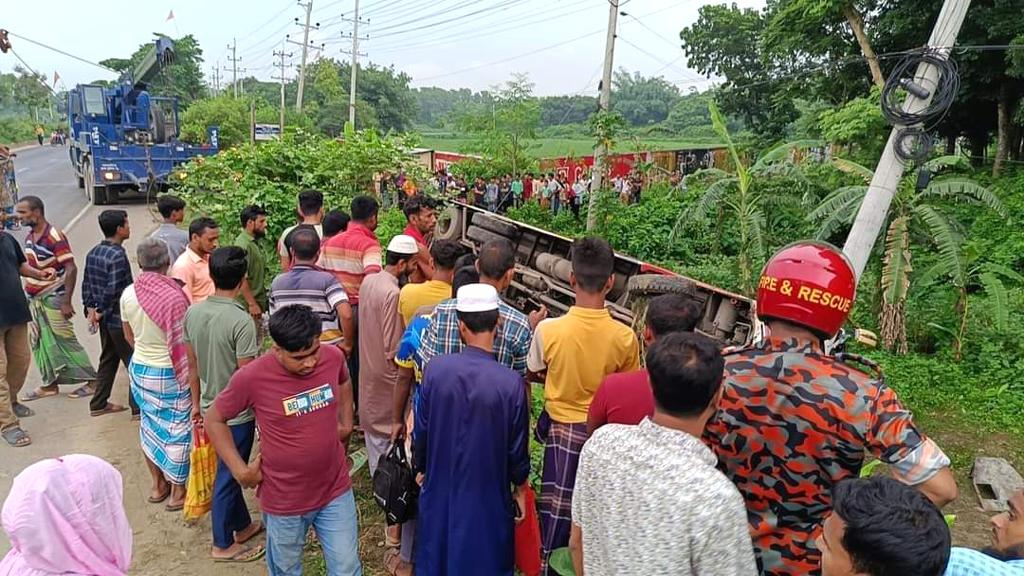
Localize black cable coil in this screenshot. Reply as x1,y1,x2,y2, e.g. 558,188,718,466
880,49,959,164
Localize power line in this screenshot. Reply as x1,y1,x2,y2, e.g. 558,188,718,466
617,35,705,82
5,30,116,74
372,0,531,38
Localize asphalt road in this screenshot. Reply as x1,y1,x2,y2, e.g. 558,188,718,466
11,143,88,231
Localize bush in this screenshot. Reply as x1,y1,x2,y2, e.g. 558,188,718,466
0,117,58,145
180,96,250,148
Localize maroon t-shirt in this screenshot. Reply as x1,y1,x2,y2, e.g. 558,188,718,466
216,345,352,515
587,368,655,434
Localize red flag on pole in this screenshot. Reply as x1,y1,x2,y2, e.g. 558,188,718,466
166,10,175,21
52,71,60,87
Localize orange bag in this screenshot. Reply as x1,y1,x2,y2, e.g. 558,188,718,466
514,485,542,576
183,421,217,521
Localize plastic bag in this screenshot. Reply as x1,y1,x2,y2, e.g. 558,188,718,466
183,421,216,522
372,441,419,525
515,485,542,576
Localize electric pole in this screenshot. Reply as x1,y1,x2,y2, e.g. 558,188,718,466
210,65,220,95
586,0,620,231
842,0,971,280
340,3,368,128
274,42,294,138
226,39,241,98
293,0,316,112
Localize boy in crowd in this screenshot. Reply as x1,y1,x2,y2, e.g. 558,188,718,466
278,189,324,271
234,205,269,322
206,305,359,576
171,217,220,304
150,195,188,263
945,488,1024,574
570,332,757,576
184,246,264,563
398,239,460,326
528,236,640,570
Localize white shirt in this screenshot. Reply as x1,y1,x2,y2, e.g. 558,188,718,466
573,418,758,576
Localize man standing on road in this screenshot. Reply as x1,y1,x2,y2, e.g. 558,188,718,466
206,304,360,576
418,238,544,378
358,234,419,476
587,294,703,433
401,195,437,284
398,239,460,326
184,246,264,563
82,209,139,419
16,196,97,402
171,217,219,304
234,205,269,331
278,189,324,271
414,283,530,575
704,241,957,576
269,228,355,357
569,332,757,576
0,212,54,447
320,195,382,406
34,125,44,146
150,195,189,263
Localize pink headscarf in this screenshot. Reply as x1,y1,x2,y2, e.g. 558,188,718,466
0,454,132,576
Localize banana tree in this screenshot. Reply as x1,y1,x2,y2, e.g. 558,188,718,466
809,156,1006,353
672,100,819,294
916,245,1024,360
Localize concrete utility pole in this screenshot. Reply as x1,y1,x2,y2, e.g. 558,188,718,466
586,0,620,231
842,0,971,280
273,42,293,137
226,39,241,98
348,0,362,127
294,0,315,112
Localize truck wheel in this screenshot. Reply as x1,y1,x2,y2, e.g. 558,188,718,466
466,225,506,246
83,161,108,206
77,176,84,189
470,212,518,239
435,205,464,241
625,274,698,298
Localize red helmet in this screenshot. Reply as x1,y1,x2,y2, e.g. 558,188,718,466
756,241,856,337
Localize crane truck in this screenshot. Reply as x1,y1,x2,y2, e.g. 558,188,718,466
67,37,218,205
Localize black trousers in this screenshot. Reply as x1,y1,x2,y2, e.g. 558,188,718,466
91,323,139,414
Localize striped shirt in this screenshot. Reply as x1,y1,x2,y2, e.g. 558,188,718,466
318,222,381,305
23,224,73,296
268,265,350,345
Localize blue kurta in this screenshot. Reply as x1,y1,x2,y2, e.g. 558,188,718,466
414,346,530,576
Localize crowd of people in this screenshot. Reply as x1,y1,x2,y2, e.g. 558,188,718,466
0,189,1022,576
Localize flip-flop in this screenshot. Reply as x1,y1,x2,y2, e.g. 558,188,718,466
20,388,58,402
165,501,185,512
235,521,265,545
11,403,34,418
68,385,94,399
147,488,171,504
213,543,266,563
2,427,31,448
90,404,128,417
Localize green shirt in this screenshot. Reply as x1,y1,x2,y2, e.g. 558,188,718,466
511,180,524,197
234,231,268,310
183,296,259,425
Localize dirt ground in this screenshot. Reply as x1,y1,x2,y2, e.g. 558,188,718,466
0,202,1018,575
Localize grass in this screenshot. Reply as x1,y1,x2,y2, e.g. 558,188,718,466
419,136,722,157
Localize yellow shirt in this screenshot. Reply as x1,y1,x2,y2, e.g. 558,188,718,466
527,306,640,423
398,280,451,326
119,285,172,367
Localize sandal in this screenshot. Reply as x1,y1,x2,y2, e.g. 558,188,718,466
90,403,127,417
20,387,58,402
2,427,31,447
235,521,265,545
213,543,266,563
165,501,185,512
11,403,34,418
148,487,171,504
68,385,94,399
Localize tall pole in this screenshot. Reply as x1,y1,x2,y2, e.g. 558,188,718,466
295,0,314,112
226,39,241,98
842,0,971,280
274,42,293,138
586,0,619,231
348,0,361,127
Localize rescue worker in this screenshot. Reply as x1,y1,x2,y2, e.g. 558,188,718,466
703,241,958,576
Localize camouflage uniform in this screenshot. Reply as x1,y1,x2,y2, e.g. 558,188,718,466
704,336,950,576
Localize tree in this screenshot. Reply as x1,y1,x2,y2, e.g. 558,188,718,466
11,67,50,113
100,34,206,106
456,74,540,175
585,109,628,231
540,95,598,126
180,96,249,148
672,101,814,294
611,69,681,125
809,156,1005,353
917,244,1024,360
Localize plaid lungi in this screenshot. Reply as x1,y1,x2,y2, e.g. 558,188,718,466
538,416,588,573
130,360,192,484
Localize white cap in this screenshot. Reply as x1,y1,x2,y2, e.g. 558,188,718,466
386,234,419,255
456,283,500,313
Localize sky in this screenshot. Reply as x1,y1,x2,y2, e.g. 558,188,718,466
2,0,764,97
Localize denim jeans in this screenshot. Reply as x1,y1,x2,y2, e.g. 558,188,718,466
212,420,256,549
264,490,362,576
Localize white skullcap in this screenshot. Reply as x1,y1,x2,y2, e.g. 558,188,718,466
386,234,419,255
456,283,500,313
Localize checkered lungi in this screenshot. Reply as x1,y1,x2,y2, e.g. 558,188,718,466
538,416,588,573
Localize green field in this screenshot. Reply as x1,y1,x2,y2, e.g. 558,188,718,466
418,136,722,157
